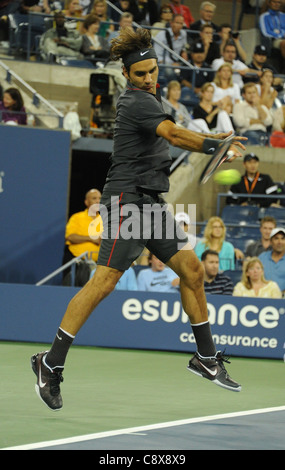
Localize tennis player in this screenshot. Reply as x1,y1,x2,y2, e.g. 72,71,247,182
31,28,245,410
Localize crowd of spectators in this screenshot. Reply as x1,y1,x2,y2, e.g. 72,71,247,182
1,1,285,299
63,186,285,298
2,1,285,135
1,0,281,144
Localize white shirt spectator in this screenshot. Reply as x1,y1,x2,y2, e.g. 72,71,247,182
212,57,248,88
233,100,273,134
211,81,241,105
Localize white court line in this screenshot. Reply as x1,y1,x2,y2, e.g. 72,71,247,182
2,405,285,450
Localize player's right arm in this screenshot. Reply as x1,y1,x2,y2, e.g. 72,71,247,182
156,119,246,158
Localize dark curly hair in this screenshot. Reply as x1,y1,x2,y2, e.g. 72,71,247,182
110,27,153,65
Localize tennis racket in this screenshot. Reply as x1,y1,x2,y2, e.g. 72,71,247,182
199,135,235,185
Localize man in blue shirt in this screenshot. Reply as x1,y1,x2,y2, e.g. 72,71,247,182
137,253,179,293
259,0,285,69
154,14,187,81
259,227,285,293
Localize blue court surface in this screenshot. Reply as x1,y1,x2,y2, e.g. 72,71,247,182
4,407,285,450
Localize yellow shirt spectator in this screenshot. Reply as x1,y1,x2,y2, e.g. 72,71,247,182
233,280,282,298
65,188,103,262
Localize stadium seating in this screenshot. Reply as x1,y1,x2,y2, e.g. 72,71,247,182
226,237,255,253
261,206,285,225
223,269,242,285
221,205,260,225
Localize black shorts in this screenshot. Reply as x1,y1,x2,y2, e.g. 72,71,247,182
97,191,189,271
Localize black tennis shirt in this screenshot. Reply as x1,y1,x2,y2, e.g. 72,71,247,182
103,82,175,194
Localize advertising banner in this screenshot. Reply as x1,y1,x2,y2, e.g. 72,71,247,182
76,291,285,360
0,126,71,284
1,284,284,360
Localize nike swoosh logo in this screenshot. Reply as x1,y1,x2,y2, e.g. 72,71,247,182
39,362,47,388
140,51,149,56
56,334,62,341
198,360,218,377
208,147,215,153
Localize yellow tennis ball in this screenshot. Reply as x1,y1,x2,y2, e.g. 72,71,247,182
214,169,241,185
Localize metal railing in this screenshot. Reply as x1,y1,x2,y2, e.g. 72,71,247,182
0,59,64,127
6,8,285,90
106,0,195,71
36,251,97,286
36,251,88,286
217,192,285,218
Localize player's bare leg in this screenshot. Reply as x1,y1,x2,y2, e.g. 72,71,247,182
167,245,241,392
60,266,123,335
31,266,123,410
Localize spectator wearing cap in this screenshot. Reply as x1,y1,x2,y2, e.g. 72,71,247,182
244,44,284,92
259,227,285,294
245,45,279,82
180,40,214,100
175,211,199,247
201,249,234,295
226,152,279,207
232,82,273,145
175,211,190,229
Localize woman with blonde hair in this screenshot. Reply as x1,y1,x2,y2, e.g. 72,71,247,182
90,0,114,37
194,216,236,270
64,0,84,18
233,257,282,298
212,62,241,114
163,80,211,132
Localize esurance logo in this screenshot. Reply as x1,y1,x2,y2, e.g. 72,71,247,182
207,302,282,329
122,298,283,330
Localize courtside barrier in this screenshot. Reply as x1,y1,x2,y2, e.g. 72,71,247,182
0,126,70,284
1,283,284,359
